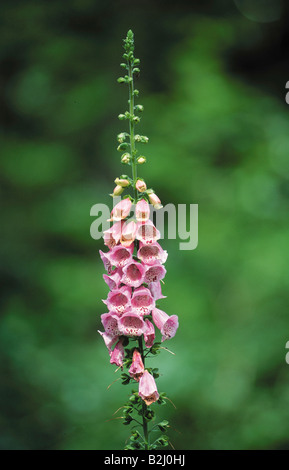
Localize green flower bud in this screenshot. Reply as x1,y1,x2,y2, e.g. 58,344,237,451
117,132,128,143
117,143,129,151
121,153,131,164
133,116,140,123
134,104,144,112
117,77,125,83
110,185,124,197
118,114,126,120
137,156,146,164
115,177,130,187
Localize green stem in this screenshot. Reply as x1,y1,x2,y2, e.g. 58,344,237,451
128,59,138,202
138,336,149,449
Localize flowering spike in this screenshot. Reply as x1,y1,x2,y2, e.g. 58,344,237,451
97,30,178,450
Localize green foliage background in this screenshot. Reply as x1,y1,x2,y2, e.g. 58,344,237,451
1,0,289,450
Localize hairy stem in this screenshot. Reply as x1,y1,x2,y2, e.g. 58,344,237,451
138,336,149,449
127,58,138,202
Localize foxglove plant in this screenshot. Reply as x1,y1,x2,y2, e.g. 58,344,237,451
98,30,179,450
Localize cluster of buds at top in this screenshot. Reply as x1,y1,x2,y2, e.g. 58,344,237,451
110,176,163,212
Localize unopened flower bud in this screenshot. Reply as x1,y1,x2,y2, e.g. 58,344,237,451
114,177,130,187
117,132,127,143
118,114,126,120
148,192,163,210
111,185,124,197
135,179,147,192
137,156,146,164
117,143,128,152
121,153,131,164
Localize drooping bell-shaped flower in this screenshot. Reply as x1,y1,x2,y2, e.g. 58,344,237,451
120,220,137,247
144,263,166,284
99,250,113,274
106,243,134,268
148,192,163,210
137,242,168,265
136,219,161,244
111,185,124,197
103,285,132,315
128,349,144,381
103,268,122,290
152,308,179,342
108,197,132,221
103,221,124,249
135,179,147,193
110,339,125,368
101,312,122,337
148,281,167,300
143,319,155,348
131,286,155,316
118,311,146,337
135,199,150,222
138,370,159,405
121,261,146,288
98,330,119,352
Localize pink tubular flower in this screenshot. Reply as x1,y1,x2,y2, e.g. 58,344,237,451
103,268,122,290
136,220,160,244
106,243,134,268
110,339,125,368
144,319,155,348
137,242,168,265
148,192,163,210
98,330,119,353
131,286,155,316
108,198,132,221
103,221,124,249
103,285,132,315
101,312,122,337
120,220,137,247
135,199,150,222
121,261,146,288
138,370,159,405
148,281,167,300
118,311,146,337
152,308,179,342
129,349,144,381
144,263,166,284
135,180,147,193
99,250,113,274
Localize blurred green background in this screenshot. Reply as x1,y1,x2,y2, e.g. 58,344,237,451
1,0,289,450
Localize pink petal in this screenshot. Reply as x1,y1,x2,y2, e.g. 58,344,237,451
131,286,155,316
137,242,168,265
136,220,161,244
106,244,134,268
148,281,167,300
98,330,119,352
144,263,166,284
118,311,146,337
144,319,155,348
101,313,122,337
103,285,132,315
135,199,150,222
138,370,159,405
121,261,146,288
